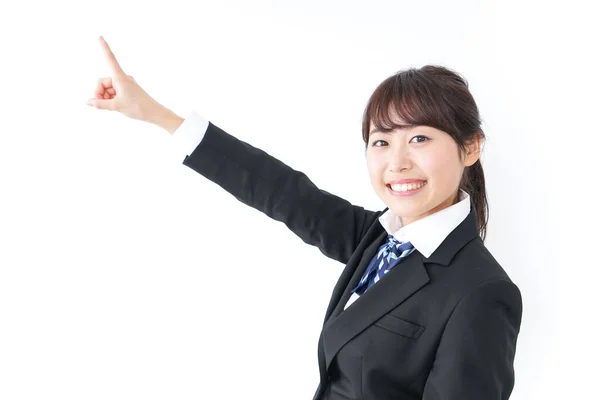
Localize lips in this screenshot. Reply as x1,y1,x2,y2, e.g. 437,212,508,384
386,179,427,185
386,181,427,196
387,181,427,190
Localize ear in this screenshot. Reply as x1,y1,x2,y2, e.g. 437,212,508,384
463,133,482,167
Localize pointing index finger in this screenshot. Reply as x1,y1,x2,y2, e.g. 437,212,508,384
99,36,125,76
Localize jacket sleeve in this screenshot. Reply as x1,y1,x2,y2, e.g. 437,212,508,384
422,279,523,400
182,121,380,264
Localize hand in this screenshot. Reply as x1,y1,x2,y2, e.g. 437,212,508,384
86,36,164,123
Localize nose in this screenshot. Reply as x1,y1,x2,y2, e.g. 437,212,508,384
386,145,413,172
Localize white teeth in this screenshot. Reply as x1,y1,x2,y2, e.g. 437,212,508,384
390,181,426,192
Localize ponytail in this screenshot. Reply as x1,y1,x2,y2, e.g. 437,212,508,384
461,159,489,242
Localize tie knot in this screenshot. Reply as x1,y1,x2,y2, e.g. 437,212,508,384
352,234,416,296
387,235,400,245
385,235,412,255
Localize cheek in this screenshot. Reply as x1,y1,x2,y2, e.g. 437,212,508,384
366,157,386,181
419,149,461,182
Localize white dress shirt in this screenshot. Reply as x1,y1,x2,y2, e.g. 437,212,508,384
171,111,472,311
344,189,470,310
171,111,210,160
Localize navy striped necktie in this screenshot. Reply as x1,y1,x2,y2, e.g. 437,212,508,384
352,234,415,295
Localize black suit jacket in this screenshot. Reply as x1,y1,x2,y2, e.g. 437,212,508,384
182,122,523,400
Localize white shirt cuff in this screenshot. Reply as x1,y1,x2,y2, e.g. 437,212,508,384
171,111,210,161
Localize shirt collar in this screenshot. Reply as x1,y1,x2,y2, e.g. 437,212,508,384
377,189,471,258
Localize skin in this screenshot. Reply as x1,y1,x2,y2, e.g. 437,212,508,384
86,36,184,134
366,113,482,226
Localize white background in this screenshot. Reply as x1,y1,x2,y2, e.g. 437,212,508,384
1,0,598,399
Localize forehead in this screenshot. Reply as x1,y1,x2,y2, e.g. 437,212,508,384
368,103,448,136
370,107,421,132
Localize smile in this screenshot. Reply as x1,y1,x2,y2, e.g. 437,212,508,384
387,181,427,196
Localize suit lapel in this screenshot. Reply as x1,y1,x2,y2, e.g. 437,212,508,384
320,214,387,324
318,205,480,375
328,228,392,321
315,212,388,388
322,247,429,371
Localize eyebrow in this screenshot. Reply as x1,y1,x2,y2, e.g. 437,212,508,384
369,125,417,135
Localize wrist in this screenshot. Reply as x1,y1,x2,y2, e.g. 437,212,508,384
149,105,184,135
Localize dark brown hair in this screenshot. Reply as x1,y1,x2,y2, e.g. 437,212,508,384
361,65,489,242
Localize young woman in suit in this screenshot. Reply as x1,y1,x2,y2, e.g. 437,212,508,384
88,36,522,400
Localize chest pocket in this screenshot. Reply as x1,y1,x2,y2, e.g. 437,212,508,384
374,314,425,339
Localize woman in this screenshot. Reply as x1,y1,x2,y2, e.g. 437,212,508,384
87,36,522,400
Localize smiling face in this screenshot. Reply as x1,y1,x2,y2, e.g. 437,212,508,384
365,113,481,226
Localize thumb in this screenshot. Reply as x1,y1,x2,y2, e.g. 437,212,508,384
87,98,115,110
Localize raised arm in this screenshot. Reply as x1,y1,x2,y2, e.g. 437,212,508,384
182,121,381,264
85,36,379,264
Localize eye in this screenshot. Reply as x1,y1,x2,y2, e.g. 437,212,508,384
370,135,430,147
410,135,430,143
372,139,388,147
